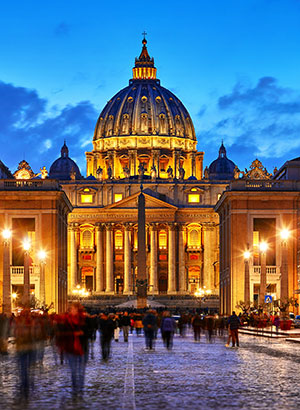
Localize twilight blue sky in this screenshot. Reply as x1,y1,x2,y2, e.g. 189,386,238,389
1,0,300,175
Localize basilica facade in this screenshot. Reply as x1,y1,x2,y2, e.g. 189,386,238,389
4,38,299,315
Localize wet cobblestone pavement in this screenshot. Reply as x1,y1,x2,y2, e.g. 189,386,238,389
1,330,300,409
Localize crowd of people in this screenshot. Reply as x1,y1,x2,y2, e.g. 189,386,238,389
0,305,246,399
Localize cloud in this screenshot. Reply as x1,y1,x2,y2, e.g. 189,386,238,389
198,77,300,171
0,80,97,173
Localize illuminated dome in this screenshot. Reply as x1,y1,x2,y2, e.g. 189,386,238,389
86,37,203,180
49,142,81,180
93,38,195,144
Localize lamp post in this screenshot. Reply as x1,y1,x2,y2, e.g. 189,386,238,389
22,239,31,307
280,229,290,302
259,242,268,306
38,250,46,307
243,250,251,303
2,229,12,315
194,286,211,311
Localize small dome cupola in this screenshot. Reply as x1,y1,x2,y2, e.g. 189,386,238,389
208,142,236,180
132,33,157,80
49,142,81,180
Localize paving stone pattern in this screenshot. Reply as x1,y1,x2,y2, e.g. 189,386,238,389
1,331,300,409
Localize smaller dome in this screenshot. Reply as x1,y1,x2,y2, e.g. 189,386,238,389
49,142,81,180
208,143,236,180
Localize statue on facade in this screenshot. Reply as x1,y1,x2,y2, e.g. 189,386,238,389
167,165,173,179
138,162,145,178
96,166,103,181
123,165,130,179
150,165,157,180
70,168,76,180
107,165,112,179
233,165,240,179
204,166,209,179
178,166,185,180
38,166,48,179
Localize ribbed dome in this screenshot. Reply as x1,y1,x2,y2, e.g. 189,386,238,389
49,142,81,180
208,143,236,180
93,39,195,143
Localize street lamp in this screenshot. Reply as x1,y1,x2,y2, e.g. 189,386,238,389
259,242,268,306
243,250,251,303
2,229,12,315
280,229,290,302
38,250,46,307
22,239,31,307
194,286,211,311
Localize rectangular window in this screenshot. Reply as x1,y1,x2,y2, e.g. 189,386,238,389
188,194,200,203
114,193,123,203
81,194,93,203
253,218,276,265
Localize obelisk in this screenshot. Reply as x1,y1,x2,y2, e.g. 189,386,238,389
137,184,147,309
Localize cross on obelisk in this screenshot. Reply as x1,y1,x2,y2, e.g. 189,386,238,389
142,31,147,40
137,183,147,309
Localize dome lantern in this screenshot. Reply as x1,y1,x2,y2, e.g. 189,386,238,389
132,34,157,80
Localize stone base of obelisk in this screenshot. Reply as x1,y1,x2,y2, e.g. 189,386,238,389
137,297,147,309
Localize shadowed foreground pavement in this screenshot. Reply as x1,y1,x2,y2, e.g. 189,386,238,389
1,330,300,409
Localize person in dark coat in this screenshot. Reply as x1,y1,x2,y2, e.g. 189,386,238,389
142,310,157,350
98,313,115,360
227,311,240,347
161,312,176,350
120,311,131,342
191,313,202,342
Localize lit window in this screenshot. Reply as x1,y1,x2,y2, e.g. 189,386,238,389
159,230,167,249
191,188,197,191
115,230,123,249
114,193,123,203
81,194,93,203
188,229,200,247
82,230,93,248
188,194,200,203
217,194,221,200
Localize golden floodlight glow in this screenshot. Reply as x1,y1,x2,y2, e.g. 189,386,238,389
244,251,251,260
2,229,12,240
23,239,31,251
280,229,290,240
11,292,17,300
259,242,268,253
38,250,46,261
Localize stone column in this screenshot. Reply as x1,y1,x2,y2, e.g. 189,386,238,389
168,223,176,294
281,239,289,301
202,224,214,292
259,251,267,306
105,224,114,294
2,238,11,315
23,250,30,307
96,223,104,293
123,224,132,295
178,224,187,294
149,223,158,294
69,224,78,293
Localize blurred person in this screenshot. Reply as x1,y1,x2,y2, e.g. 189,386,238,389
142,310,157,350
205,315,215,343
161,312,176,350
0,313,10,355
15,309,36,398
227,311,241,347
121,311,130,342
134,313,143,336
99,313,115,360
191,313,202,342
113,314,120,342
63,302,87,396
273,314,280,333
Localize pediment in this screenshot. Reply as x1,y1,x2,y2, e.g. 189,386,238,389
106,192,177,210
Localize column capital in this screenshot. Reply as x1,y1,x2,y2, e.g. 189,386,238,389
105,223,114,231
95,222,105,231
167,222,177,231
68,222,79,231
124,222,134,231
149,222,159,231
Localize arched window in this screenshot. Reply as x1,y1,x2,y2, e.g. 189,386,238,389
159,230,167,249
188,229,200,248
115,230,123,249
82,230,93,248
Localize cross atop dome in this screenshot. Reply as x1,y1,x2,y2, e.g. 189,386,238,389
133,34,157,80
